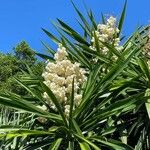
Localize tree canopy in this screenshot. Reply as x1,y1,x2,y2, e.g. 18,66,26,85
0,41,44,94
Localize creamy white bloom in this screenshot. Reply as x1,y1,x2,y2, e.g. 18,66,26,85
42,44,87,116
91,16,123,55
74,94,82,106
36,105,47,111
64,105,70,117
107,16,116,26
54,44,68,61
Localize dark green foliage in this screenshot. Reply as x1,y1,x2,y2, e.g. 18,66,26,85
0,53,19,82
14,41,36,64
0,41,44,94
0,1,150,150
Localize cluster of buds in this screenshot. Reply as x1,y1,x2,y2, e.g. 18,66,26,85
42,44,87,116
91,16,123,55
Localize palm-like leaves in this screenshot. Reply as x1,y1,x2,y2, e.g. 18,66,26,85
0,1,150,149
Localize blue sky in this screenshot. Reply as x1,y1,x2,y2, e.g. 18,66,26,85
0,0,150,54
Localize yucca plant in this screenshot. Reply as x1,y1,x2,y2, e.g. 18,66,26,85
0,1,150,149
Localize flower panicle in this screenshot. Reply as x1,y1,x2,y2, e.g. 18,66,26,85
42,44,87,116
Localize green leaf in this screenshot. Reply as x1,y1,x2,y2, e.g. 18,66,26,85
101,13,106,24
24,138,55,149
82,64,101,102
99,46,140,90
48,138,63,150
134,126,149,150
57,19,90,46
90,137,133,150
60,34,91,68
138,58,150,81
76,43,141,119
71,0,91,33
2,129,54,140
99,40,122,59
68,141,74,150
77,20,90,38
0,94,62,122
15,78,39,98
41,41,55,55
41,82,68,127
14,78,51,110
79,142,91,150
77,44,111,64
118,0,127,36
0,125,28,132
42,28,60,44
74,64,101,118
82,92,145,130
72,119,83,135
72,119,91,149
145,89,150,119
87,9,97,29
93,31,101,53
35,52,55,61
73,46,91,69
74,133,101,150
69,78,74,128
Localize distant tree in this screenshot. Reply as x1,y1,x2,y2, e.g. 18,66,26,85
0,41,44,94
15,41,35,62
0,53,18,82
14,41,36,70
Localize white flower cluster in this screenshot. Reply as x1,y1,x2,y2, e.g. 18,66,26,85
42,44,87,116
91,16,123,55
